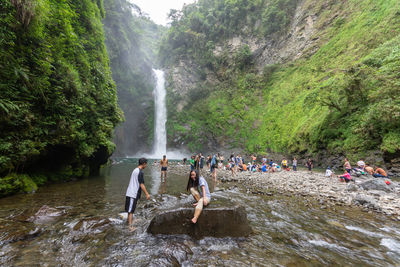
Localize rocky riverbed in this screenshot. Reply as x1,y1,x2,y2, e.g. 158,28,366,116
170,164,400,220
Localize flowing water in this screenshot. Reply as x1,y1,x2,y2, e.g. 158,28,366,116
152,69,167,157
138,69,187,160
1,159,400,266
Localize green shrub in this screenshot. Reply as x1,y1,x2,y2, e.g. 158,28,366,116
0,173,38,197
381,132,400,154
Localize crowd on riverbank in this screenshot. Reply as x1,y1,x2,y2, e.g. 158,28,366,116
180,153,392,180
165,153,400,220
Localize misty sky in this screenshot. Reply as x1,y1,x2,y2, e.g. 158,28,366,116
131,0,196,25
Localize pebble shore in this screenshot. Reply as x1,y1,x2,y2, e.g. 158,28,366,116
169,164,400,220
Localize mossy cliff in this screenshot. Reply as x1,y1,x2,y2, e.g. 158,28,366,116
160,0,400,174
0,0,122,197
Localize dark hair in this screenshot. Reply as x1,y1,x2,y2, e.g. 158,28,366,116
186,170,200,191
163,155,166,158
138,158,147,165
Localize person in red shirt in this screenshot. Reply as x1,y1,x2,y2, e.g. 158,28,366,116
338,172,352,183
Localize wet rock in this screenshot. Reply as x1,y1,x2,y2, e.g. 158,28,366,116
162,243,193,264
0,225,41,245
148,255,180,267
147,205,252,239
359,179,394,193
72,217,111,233
346,183,358,192
71,217,112,243
27,205,67,223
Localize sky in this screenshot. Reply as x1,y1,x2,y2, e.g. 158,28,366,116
131,0,196,25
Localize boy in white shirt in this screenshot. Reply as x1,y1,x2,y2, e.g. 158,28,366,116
325,167,334,178
125,158,150,231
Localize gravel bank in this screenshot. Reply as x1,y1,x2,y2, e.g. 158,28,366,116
169,164,400,220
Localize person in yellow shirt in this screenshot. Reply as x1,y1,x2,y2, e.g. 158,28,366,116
281,158,288,170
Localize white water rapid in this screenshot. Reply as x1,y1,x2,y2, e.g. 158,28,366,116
152,69,167,157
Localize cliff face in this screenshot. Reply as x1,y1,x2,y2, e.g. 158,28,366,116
213,0,321,68
161,0,400,174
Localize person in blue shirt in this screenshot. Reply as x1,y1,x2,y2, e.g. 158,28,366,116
261,164,267,172
186,170,211,224
210,154,218,181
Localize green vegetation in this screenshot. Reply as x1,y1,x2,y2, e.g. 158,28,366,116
103,0,165,154
161,0,400,162
0,0,122,196
160,0,299,67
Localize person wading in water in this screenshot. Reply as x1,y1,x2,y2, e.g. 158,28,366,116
160,155,168,182
125,158,150,232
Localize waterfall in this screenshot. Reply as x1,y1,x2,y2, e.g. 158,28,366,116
152,69,167,157
132,69,187,160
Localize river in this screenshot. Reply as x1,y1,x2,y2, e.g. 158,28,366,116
1,158,399,266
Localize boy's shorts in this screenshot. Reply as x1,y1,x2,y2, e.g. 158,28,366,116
125,196,138,213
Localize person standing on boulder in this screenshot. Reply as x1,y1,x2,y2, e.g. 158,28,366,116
125,158,150,232
186,170,211,224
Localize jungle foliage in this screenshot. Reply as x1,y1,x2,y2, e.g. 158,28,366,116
160,0,400,161
0,0,122,197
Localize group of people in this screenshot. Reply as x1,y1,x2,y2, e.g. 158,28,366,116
125,157,211,231
183,153,221,181
206,154,313,175
183,153,304,176
330,158,389,183
125,154,390,231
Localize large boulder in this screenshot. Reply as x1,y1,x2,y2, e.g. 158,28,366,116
147,205,252,239
359,179,395,193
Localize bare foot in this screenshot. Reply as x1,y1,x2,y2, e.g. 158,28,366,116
191,217,197,224
128,225,136,232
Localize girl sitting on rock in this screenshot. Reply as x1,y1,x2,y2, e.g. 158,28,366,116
186,170,211,224
337,172,352,183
